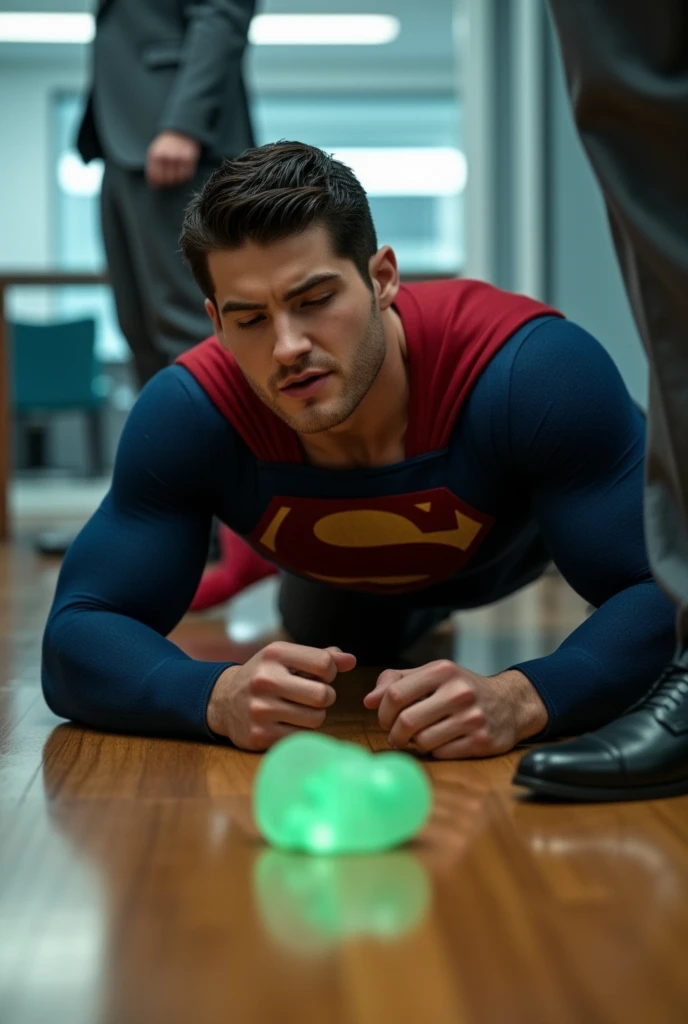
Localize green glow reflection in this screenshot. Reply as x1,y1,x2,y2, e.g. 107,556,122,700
254,849,431,955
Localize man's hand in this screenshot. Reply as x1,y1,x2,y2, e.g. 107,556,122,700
364,661,548,759
145,130,201,188
207,641,357,751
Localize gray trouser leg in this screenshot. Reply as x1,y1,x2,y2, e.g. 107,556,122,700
101,163,167,388
547,0,688,647
100,161,218,388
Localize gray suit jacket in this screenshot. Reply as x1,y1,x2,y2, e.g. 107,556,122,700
77,0,256,168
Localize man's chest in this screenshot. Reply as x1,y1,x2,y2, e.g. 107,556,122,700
234,455,498,595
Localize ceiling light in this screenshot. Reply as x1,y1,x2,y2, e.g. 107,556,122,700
249,15,399,46
0,12,399,46
0,13,94,44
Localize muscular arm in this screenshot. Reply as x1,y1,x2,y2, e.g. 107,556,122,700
159,0,256,146
503,318,675,736
41,368,237,739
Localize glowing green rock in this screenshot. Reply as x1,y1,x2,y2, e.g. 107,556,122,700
253,733,432,854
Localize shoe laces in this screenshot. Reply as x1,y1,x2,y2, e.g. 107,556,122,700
633,663,688,716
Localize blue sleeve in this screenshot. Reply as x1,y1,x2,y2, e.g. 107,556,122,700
500,318,675,736
41,367,237,740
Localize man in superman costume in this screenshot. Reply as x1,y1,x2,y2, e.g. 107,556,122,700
42,142,675,758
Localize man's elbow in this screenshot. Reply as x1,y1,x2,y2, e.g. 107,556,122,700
41,614,79,722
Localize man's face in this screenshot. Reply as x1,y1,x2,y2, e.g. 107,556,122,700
205,224,388,434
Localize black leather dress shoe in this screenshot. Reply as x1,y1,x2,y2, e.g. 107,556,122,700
513,653,688,802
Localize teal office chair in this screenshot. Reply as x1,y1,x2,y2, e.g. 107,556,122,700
10,318,106,477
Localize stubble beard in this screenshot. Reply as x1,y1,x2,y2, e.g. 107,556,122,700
244,299,387,435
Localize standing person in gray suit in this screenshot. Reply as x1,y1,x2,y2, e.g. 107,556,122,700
515,0,688,802
77,0,257,389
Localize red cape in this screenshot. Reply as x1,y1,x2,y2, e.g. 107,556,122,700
176,279,562,462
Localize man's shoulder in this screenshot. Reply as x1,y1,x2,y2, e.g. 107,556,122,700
113,364,248,501
399,279,562,457
126,363,235,451
140,362,223,418
398,277,561,329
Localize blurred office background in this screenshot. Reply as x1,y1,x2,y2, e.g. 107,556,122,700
0,0,647,497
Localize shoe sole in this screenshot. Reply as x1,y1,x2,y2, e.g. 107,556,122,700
512,772,688,803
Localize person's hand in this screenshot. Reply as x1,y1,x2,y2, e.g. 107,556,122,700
207,641,357,751
145,130,201,188
364,661,548,759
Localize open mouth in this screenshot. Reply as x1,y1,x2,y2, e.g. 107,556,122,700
281,371,332,398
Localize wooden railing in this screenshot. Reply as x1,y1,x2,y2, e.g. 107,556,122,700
0,271,109,539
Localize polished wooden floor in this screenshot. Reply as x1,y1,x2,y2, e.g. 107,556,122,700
1,529,688,1024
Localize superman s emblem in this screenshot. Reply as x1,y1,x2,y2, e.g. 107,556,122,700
249,487,494,594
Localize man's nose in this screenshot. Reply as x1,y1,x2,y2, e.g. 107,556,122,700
272,317,312,364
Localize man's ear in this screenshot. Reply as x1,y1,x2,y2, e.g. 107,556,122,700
369,245,400,312
205,298,222,336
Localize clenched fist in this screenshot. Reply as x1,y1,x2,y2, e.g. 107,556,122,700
207,641,357,751
364,660,548,759
145,130,201,188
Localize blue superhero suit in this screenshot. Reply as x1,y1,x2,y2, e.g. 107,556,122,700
41,280,675,741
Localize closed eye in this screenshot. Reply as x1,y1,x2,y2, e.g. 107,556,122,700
302,294,333,308
235,294,333,330
236,315,266,330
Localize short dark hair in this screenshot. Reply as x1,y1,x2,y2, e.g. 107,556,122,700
180,141,378,302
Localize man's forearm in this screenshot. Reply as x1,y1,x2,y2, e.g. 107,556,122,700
42,607,234,740
511,581,675,737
